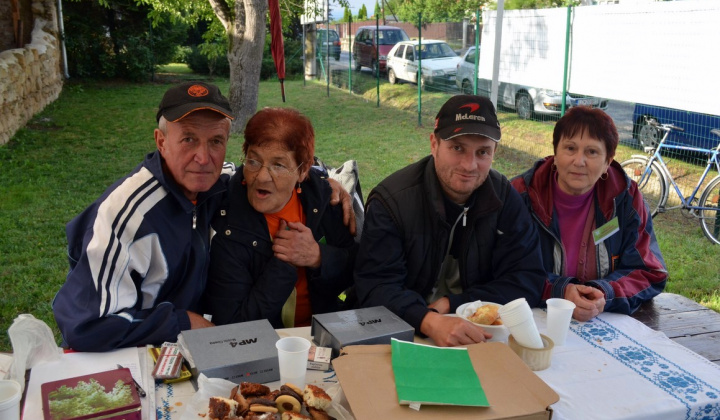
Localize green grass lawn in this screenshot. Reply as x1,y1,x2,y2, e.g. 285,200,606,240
1,70,719,353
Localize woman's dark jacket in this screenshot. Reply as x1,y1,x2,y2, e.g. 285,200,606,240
202,169,357,328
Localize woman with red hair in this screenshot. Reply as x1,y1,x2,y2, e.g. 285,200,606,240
511,106,667,321
203,107,356,328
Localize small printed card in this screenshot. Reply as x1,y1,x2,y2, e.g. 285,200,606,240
390,338,489,408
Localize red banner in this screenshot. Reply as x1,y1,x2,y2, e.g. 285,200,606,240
269,0,286,101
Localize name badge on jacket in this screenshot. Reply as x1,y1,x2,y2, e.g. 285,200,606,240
593,217,619,245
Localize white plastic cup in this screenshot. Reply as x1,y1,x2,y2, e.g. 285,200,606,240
0,380,21,420
505,318,544,349
546,298,576,346
498,297,529,315
497,298,534,324
275,337,311,389
499,298,543,349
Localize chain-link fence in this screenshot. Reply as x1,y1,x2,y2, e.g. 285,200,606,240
308,16,475,100
303,2,720,195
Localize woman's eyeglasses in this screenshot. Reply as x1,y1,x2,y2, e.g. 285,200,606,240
242,158,304,177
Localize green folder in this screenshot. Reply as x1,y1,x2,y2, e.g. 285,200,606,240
391,338,489,407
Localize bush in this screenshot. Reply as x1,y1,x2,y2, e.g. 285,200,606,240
115,36,154,82
261,38,305,81
186,37,304,80
63,0,187,81
173,46,193,64
186,46,230,77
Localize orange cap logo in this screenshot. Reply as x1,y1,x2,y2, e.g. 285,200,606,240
187,85,209,97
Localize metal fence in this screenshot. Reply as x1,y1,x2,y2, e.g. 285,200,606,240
304,2,720,181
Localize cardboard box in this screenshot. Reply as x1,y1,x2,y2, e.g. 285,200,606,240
150,343,184,380
180,319,280,383
307,345,332,370
40,368,141,420
332,343,559,420
148,345,192,384
311,306,414,357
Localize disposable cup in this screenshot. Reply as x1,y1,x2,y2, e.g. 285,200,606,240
546,298,576,346
499,297,530,315
275,337,311,389
0,380,21,420
498,298,534,326
505,317,544,349
498,298,543,348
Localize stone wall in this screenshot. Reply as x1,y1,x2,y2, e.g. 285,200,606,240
0,0,63,145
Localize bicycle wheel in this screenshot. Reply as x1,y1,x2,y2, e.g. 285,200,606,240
699,175,720,245
621,157,667,217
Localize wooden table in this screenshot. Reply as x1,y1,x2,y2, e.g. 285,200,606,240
631,292,720,365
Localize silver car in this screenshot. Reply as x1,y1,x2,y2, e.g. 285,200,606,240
456,46,608,119
386,40,462,89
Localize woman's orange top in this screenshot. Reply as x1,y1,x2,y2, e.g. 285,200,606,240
264,189,312,327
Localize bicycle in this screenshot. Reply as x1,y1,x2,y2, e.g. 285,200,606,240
620,117,720,244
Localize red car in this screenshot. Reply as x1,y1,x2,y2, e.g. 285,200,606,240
352,25,409,75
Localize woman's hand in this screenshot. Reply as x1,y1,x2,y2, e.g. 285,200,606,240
273,220,322,269
564,284,605,321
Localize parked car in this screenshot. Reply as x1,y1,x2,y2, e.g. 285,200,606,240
352,25,409,75
632,103,720,149
386,40,462,89
456,46,609,120
316,28,341,61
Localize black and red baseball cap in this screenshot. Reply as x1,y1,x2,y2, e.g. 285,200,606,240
434,95,501,142
156,81,233,122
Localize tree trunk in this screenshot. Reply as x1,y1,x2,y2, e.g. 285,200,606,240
227,0,267,134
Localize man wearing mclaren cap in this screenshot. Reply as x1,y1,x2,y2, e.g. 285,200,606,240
53,81,236,351
354,95,546,347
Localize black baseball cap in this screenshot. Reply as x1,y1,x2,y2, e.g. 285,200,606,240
156,81,234,122
434,95,501,142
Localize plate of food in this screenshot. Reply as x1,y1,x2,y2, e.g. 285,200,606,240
456,301,509,343
186,377,352,420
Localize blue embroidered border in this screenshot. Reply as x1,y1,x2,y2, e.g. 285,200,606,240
573,317,720,420
155,381,174,420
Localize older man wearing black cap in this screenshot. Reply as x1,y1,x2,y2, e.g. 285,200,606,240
53,82,235,351
54,82,355,352
354,95,546,347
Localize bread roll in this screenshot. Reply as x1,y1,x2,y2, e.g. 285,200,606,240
468,304,500,325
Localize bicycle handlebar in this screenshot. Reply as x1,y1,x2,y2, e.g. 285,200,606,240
645,117,685,132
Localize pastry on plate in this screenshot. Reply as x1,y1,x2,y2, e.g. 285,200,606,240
303,384,331,410
468,304,500,325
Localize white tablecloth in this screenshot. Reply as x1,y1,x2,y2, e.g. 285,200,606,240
532,309,720,420
28,311,720,420
160,313,720,420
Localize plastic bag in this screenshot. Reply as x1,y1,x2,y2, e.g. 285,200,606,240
7,314,63,392
314,158,365,242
